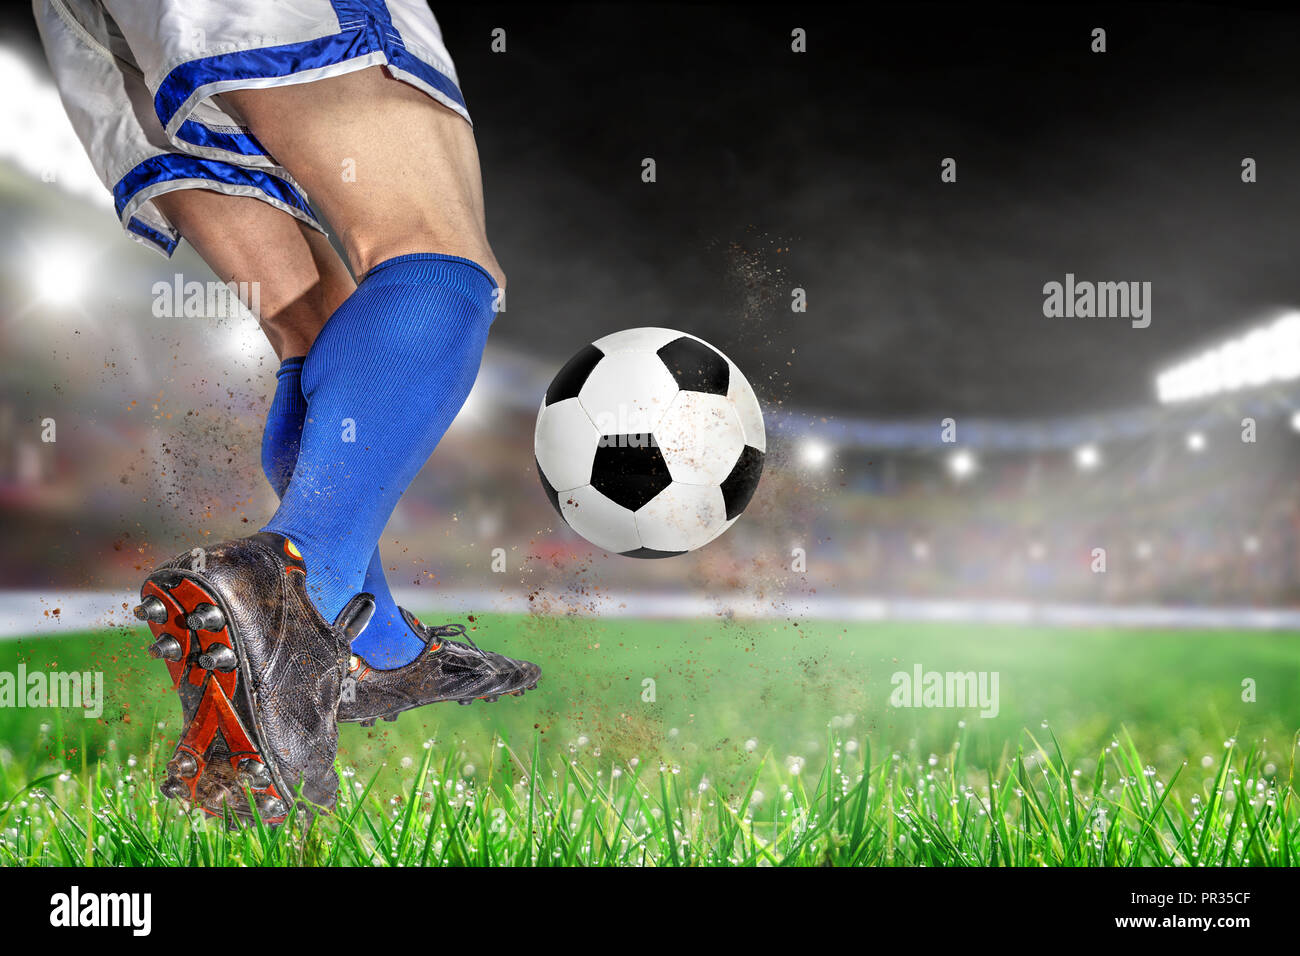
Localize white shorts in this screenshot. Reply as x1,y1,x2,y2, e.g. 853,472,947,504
33,0,470,256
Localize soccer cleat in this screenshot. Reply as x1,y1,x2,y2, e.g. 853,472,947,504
338,608,540,725
135,532,373,827
134,595,168,623
147,635,184,662
186,603,225,632
196,644,237,672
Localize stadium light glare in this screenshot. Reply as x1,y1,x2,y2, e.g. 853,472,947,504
454,375,497,430
31,242,87,306
1156,311,1300,404
1074,444,1101,470
1135,540,1153,560
222,313,266,360
948,449,976,479
800,439,831,468
1186,431,1206,452
1291,410,1300,433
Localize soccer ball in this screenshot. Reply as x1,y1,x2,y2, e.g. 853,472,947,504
534,327,765,557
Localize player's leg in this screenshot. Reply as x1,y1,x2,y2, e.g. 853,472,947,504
219,68,507,669
221,68,504,289
32,0,375,822
149,189,352,502
151,190,355,360
151,183,478,681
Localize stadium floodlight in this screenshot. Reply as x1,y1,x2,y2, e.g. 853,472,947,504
1155,311,1300,404
948,449,976,479
1291,410,1300,432
800,439,831,468
31,241,87,306
1186,431,1206,452
1074,444,1101,470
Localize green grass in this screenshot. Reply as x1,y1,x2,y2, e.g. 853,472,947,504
1,614,1298,866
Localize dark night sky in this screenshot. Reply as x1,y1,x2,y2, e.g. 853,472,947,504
7,3,1300,419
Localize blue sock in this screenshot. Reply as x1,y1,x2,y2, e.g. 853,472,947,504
260,356,435,667
261,357,307,498
262,253,496,668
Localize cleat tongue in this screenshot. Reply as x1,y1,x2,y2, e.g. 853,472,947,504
197,644,237,672
334,593,377,641
148,635,184,662
187,603,225,631
134,596,168,623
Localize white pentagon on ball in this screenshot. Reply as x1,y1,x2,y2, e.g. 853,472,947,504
636,482,728,553
558,484,642,553
578,351,678,436
533,397,599,492
534,327,765,558
654,391,745,486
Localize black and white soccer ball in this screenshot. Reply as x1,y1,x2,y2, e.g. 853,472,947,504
535,327,765,557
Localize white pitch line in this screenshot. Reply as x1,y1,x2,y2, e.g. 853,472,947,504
2,589,1300,639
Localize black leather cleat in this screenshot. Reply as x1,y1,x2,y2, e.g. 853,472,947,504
136,532,372,827
171,751,198,778
186,603,226,631
134,596,168,623
196,644,237,672
338,609,540,724
148,636,184,662
237,758,272,789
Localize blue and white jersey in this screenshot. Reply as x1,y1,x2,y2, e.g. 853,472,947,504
33,0,469,256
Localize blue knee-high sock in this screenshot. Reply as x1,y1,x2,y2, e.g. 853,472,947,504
262,253,495,668
261,356,307,498
260,357,434,667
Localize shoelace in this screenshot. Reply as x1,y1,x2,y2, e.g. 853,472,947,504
425,623,501,672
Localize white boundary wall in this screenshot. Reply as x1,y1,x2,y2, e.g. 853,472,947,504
3,589,1300,638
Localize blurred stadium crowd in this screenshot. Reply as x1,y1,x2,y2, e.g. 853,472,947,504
2,24,1299,614
4,345,1299,610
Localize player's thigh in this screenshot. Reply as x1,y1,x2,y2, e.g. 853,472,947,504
152,189,356,359
219,67,503,288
